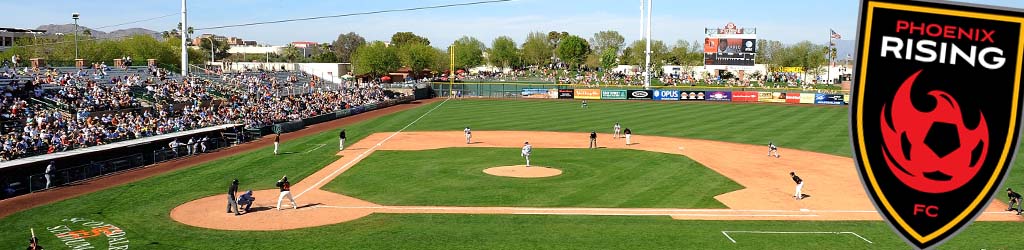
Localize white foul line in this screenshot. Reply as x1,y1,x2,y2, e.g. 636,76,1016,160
721,231,873,244
313,205,1016,216
295,98,451,199
722,231,737,243
303,144,326,153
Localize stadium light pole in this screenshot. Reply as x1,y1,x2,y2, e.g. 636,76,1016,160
203,36,215,65
72,12,79,59
644,0,652,89
181,0,188,78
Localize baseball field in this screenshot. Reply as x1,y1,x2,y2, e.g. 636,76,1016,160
3,98,1024,249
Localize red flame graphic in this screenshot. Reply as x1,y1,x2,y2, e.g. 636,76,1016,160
880,70,988,194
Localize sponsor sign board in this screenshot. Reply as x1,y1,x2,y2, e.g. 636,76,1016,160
522,88,549,99
799,93,817,104
680,91,706,101
601,89,627,100
732,91,758,102
574,89,601,99
627,90,652,100
652,90,681,101
786,92,802,103
814,93,845,105
706,91,732,101
557,89,574,99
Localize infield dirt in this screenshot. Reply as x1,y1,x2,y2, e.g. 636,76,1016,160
170,130,1021,231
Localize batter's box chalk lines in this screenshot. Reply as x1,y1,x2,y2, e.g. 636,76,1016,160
295,98,451,199
303,144,326,153
721,231,873,244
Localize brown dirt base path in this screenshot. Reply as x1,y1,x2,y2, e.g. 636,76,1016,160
0,99,439,219
170,131,1021,231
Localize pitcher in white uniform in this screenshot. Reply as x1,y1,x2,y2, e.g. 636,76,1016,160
464,127,472,144
521,141,532,167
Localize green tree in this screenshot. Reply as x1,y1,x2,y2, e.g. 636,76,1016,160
589,30,625,55
398,43,438,78
626,39,668,66
390,32,430,47
774,41,827,73
312,51,338,63
489,36,519,68
556,35,590,68
521,31,552,66
452,36,485,69
600,48,618,70
197,38,231,61
433,47,451,74
331,32,365,63
352,41,400,77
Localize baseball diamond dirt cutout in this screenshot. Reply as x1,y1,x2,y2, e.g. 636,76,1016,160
169,131,1020,231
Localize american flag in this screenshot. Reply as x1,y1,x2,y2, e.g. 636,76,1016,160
830,29,842,39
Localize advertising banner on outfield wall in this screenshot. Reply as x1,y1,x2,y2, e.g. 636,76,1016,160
522,88,550,99
814,93,845,105
601,89,627,100
706,91,732,101
843,94,850,104
732,91,758,102
627,90,652,100
548,89,558,98
799,93,816,104
681,91,706,100
652,90,681,101
558,89,574,99
574,89,601,99
758,92,786,103
786,93,802,103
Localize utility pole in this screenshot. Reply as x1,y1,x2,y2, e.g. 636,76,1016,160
181,0,188,78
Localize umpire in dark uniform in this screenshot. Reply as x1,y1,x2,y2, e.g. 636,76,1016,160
589,131,597,149
227,179,240,216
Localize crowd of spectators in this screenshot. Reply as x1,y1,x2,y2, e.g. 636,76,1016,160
0,64,406,162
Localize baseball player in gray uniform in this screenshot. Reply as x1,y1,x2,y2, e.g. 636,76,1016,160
464,127,472,144
613,122,621,139
521,141,532,167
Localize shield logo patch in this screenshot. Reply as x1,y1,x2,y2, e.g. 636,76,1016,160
851,0,1024,249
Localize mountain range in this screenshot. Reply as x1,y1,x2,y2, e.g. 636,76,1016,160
35,24,160,40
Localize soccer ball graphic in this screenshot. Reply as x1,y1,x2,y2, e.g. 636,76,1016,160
879,70,988,194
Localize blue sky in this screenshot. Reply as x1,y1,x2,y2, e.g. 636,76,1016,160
6,0,1024,47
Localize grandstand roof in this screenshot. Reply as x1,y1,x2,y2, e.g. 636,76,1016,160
0,27,47,33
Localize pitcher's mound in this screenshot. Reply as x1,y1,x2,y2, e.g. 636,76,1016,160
483,165,562,178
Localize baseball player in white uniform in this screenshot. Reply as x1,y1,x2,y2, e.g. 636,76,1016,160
613,122,621,139
464,127,472,144
768,141,780,158
521,141,532,167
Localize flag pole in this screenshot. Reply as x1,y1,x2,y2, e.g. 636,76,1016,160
828,29,832,85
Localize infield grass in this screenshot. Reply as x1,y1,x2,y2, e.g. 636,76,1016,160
326,148,741,208
1,98,1023,249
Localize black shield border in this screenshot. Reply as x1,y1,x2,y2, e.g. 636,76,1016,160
850,0,1024,249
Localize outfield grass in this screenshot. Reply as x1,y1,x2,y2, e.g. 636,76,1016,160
326,148,741,208
407,99,851,156
2,99,1023,249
